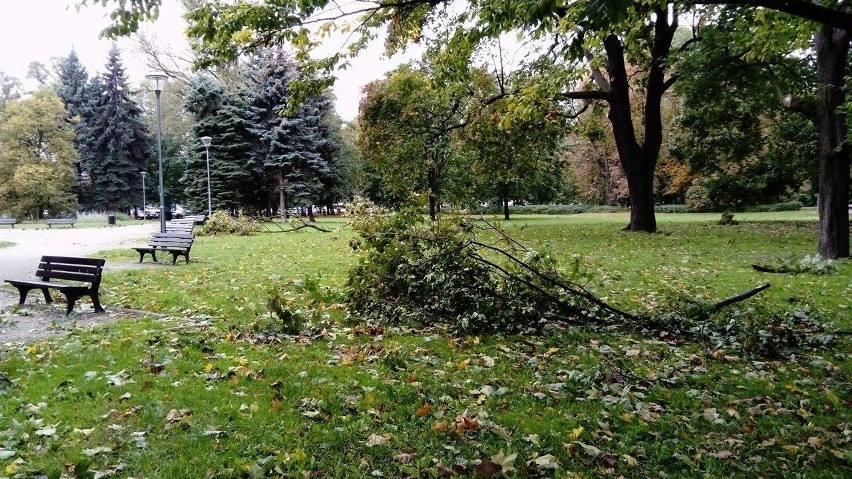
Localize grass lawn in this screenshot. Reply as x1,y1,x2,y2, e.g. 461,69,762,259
1,213,849,478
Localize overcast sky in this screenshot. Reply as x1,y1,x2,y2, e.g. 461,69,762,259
0,0,419,120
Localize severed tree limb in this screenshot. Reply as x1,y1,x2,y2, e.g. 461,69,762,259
752,264,785,273
712,283,771,311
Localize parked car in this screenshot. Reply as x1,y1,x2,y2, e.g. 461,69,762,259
172,205,185,219
143,206,159,219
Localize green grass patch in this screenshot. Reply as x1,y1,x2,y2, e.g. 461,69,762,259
1,213,850,478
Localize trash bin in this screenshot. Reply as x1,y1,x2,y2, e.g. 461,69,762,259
107,213,116,226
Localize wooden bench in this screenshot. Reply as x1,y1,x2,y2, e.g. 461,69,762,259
0,218,16,228
132,232,195,264
165,220,195,233
46,218,76,228
184,215,207,225
4,256,106,315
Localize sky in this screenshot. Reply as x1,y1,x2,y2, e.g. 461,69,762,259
0,0,419,120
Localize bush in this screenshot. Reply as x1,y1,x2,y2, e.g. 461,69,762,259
685,184,711,212
743,201,803,212
718,211,738,225
198,210,259,236
655,204,692,213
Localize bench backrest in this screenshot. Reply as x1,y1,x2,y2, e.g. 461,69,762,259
47,218,76,223
150,232,194,248
37,256,105,287
0,218,15,224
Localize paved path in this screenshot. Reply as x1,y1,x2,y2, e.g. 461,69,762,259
0,223,156,279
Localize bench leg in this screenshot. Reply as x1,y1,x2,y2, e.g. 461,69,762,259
90,292,105,313
41,288,53,304
15,286,32,305
62,292,82,315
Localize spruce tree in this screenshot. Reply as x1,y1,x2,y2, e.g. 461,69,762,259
79,46,152,212
183,75,255,214
245,48,339,218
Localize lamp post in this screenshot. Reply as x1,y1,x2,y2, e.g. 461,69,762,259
200,136,213,217
140,171,147,219
146,73,168,233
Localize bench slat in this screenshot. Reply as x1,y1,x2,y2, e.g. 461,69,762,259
41,256,106,267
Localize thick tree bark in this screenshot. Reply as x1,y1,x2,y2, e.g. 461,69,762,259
599,9,676,232
503,195,510,220
814,26,850,258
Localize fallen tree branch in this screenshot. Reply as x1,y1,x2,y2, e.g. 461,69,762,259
712,283,771,311
752,264,784,273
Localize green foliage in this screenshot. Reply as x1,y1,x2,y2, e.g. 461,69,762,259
718,211,738,225
743,201,803,213
0,88,79,218
198,210,259,236
655,204,691,213
346,203,621,334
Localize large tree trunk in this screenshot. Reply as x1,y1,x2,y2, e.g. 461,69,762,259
603,13,675,233
814,26,851,259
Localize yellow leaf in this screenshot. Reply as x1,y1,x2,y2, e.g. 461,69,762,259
204,363,214,373
807,437,823,447
782,444,799,453
271,399,282,412
6,463,18,475
570,426,584,440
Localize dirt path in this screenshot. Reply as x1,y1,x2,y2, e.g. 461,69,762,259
0,224,159,347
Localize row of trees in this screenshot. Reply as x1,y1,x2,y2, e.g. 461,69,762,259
137,0,844,258
0,46,348,220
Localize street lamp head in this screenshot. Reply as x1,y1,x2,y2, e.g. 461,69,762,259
145,73,168,93
200,136,212,147
140,171,147,178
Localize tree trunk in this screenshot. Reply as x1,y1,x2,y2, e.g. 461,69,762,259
427,166,438,221
308,204,316,222
277,171,287,222
626,166,657,232
814,26,851,258
502,182,511,220
604,33,664,232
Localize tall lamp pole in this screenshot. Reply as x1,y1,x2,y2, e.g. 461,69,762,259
200,136,213,217
146,73,168,233
140,171,147,219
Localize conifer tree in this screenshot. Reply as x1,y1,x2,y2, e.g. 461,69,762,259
183,75,255,214
245,47,338,219
79,46,152,212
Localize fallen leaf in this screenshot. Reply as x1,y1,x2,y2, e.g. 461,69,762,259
415,402,431,418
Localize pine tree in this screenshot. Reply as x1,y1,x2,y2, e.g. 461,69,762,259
79,45,152,212
183,75,255,214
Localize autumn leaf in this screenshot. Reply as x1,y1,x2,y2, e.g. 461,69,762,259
415,402,431,417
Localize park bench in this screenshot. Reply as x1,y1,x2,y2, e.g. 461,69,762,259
184,215,207,225
132,231,195,264
165,220,195,233
4,256,106,315
46,218,76,228
0,218,16,228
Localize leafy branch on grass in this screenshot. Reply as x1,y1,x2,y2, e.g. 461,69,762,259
255,215,334,233
345,207,777,337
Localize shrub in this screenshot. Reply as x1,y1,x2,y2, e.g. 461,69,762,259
685,184,711,212
743,201,803,212
655,204,691,213
198,210,259,236
718,211,738,225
